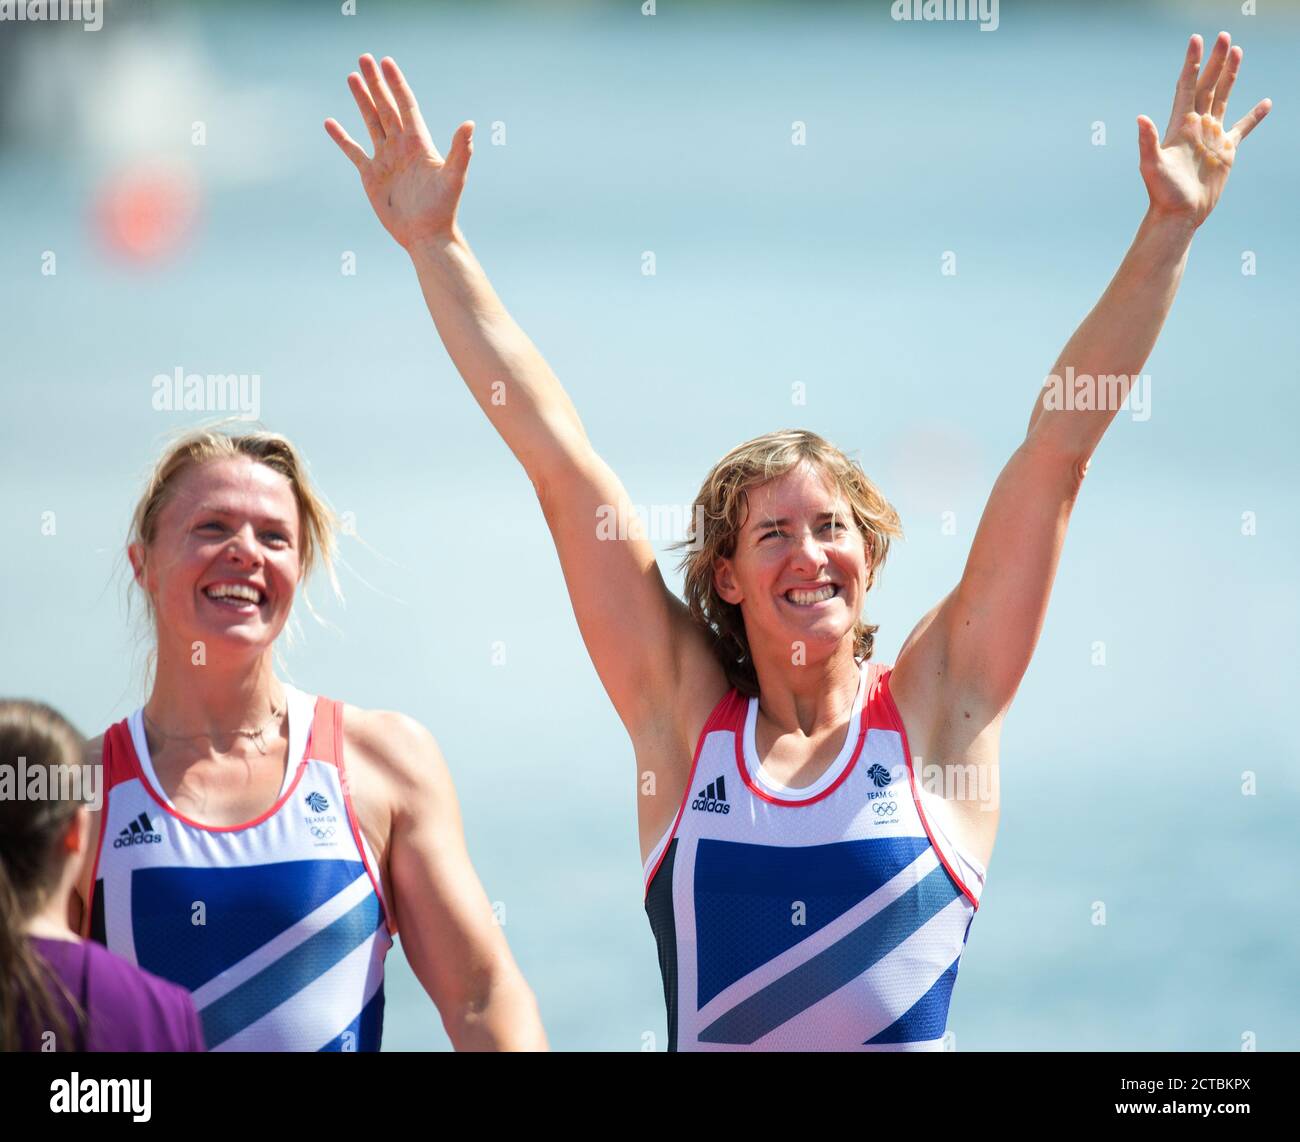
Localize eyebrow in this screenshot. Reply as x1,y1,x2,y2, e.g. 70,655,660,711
750,511,840,533
194,505,295,531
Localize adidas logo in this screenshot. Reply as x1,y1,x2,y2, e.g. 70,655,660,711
691,775,731,815
113,811,163,848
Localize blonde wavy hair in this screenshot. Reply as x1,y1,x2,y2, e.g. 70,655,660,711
128,424,341,633
676,429,903,697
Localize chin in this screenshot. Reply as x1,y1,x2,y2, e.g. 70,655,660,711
781,620,849,655
194,619,280,656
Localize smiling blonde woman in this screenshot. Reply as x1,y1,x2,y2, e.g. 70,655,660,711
73,428,545,1051
325,37,1269,1050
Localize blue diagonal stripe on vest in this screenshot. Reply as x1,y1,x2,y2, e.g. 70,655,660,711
199,887,382,1049
865,954,961,1045
698,863,961,1045
131,860,367,991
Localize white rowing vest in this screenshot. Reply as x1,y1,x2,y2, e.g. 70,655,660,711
643,659,986,1051
86,685,394,1051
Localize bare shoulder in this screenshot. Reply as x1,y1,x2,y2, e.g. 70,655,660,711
889,595,950,738
892,589,1013,730
340,705,453,801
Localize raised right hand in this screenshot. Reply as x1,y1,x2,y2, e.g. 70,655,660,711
325,54,473,249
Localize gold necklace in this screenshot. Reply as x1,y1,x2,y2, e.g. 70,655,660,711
144,698,286,756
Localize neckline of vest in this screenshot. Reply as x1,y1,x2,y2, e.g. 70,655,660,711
738,660,871,804
124,683,314,832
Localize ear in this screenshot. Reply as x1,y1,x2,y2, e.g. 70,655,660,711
713,555,743,606
64,805,90,856
127,542,147,588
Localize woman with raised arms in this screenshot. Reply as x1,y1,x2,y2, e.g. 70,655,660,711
326,37,1268,1050
72,428,546,1051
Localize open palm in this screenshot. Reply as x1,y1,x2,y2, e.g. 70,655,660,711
1139,32,1270,228
325,55,473,249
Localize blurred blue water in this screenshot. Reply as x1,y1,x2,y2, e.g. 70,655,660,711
2,1,1297,1050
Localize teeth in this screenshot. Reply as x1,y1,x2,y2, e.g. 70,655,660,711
787,585,836,606
205,584,261,604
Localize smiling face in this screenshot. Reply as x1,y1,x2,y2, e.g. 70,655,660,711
129,456,301,659
713,461,870,669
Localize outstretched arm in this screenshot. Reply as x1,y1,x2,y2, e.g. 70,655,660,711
894,32,1270,724
326,56,580,480
325,57,722,746
1026,31,1270,451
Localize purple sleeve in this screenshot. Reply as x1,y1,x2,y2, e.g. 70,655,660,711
147,976,205,1052
76,940,204,1051
25,938,206,1052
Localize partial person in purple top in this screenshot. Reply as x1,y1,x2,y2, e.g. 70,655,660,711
0,700,204,1052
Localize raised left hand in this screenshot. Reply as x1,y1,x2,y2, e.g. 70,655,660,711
1138,32,1270,228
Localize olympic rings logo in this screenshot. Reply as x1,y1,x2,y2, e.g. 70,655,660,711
872,801,898,816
